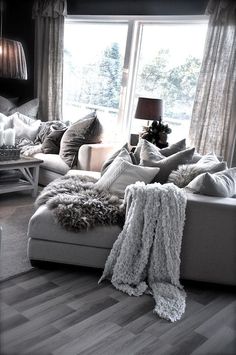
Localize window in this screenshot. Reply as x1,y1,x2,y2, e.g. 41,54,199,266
63,16,208,143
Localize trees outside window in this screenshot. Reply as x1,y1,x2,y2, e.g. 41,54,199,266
63,18,208,143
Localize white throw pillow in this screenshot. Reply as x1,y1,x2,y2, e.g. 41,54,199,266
187,168,236,197
0,113,13,129
95,156,160,198
13,115,41,141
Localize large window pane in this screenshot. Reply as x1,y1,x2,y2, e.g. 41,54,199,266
131,23,208,144
63,22,128,140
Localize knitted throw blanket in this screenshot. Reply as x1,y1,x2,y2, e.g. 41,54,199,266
99,181,187,322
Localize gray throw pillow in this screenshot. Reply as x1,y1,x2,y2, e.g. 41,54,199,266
0,96,16,115
95,156,160,198
101,143,137,175
41,128,67,154
59,112,103,168
159,138,186,157
134,138,186,163
186,168,236,197
9,98,39,119
141,147,195,184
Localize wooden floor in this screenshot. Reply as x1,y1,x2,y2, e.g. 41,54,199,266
0,265,235,355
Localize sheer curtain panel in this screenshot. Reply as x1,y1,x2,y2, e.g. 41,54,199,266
33,0,67,121
189,0,236,166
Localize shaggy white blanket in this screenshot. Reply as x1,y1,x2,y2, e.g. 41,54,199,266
99,181,187,322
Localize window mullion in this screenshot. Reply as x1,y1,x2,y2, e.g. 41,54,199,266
118,20,143,142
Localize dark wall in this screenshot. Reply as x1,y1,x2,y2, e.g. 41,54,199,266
68,0,208,16
0,0,208,103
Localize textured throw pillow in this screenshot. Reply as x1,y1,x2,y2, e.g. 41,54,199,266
95,157,160,198
134,138,186,163
186,168,236,197
168,153,227,188
0,96,16,115
36,120,67,143
11,112,37,125
13,115,41,141
9,98,39,119
60,112,103,168
101,143,137,175
141,147,195,184
41,128,67,154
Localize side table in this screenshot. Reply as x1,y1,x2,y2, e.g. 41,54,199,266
0,157,43,197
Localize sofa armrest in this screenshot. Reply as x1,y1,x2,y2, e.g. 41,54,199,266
181,192,236,285
77,143,116,172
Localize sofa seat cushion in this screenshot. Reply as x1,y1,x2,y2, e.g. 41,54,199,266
28,205,122,249
66,169,101,179
34,153,70,175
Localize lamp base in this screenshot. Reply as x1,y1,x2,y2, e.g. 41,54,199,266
140,120,169,148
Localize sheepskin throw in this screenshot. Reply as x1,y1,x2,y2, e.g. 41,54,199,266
99,181,187,322
35,175,125,231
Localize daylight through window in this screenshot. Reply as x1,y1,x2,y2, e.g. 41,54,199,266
63,17,208,143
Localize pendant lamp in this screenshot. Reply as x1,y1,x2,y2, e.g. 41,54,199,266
0,1,27,80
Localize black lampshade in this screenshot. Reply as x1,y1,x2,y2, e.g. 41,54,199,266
135,97,163,121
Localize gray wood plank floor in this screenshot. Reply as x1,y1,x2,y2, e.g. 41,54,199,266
1,265,235,355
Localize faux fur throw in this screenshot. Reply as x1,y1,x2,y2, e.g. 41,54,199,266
35,175,125,231
99,181,187,322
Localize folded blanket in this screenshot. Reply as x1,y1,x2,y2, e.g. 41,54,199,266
99,181,187,322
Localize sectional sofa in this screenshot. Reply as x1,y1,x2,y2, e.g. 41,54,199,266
27,146,236,286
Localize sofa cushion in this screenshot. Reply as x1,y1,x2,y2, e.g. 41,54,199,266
41,128,66,154
0,96,16,115
13,114,41,141
95,156,160,198
187,168,236,197
9,98,39,119
34,153,70,175
66,169,101,180
168,153,227,188
60,112,103,168
0,113,12,129
100,142,138,175
28,205,122,249
140,145,195,184
134,138,186,163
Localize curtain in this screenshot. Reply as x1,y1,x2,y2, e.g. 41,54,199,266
189,0,236,166
32,0,67,121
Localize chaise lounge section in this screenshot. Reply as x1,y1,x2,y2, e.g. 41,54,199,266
27,186,236,286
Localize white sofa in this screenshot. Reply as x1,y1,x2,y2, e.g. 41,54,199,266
27,145,236,286
32,143,116,186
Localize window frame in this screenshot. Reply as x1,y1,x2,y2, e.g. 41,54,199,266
64,15,209,141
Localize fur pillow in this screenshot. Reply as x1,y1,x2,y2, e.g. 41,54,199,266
168,153,227,187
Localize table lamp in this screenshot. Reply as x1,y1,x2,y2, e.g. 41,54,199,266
134,97,171,148
135,97,163,126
